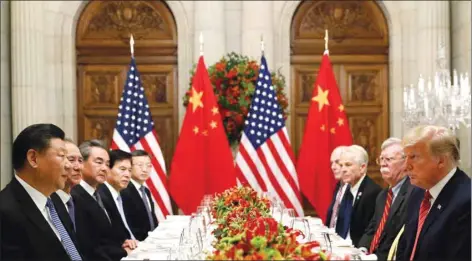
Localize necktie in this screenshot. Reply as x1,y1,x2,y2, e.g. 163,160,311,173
46,198,82,261
93,191,111,223
329,184,345,228
140,186,155,230
117,195,136,240
66,198,76,231
369,189,393,253
409,190,432,260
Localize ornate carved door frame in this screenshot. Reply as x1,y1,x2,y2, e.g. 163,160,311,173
290,1,390,193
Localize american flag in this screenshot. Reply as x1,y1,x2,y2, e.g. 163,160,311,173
111,57,173,221
235,55,304,217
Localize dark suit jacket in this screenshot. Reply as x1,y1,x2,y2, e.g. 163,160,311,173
97,184,131,242
121,182,158,241
397,168,471,261
325,181,342,227
348,175,382,247
358,177,414,260
0,177,78,261
50,192,75,234
71,184,127,261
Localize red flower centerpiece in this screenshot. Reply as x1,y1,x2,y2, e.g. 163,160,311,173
183,52,289,146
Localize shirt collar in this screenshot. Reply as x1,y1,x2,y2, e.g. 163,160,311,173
15,175,48,212
429,167,457,200
391,176,407,199
130,178,143,191
105,182,120,200
80,180,96,197
350,174,366,198
55,189,71,204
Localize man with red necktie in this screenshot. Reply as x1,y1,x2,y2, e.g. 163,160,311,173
397,125,471,261
357,137,414,260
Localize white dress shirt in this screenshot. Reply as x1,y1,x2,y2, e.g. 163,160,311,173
428,167,457,209
79,180,96,197
15,175,61,240
104,182,136,240
55,189,71,212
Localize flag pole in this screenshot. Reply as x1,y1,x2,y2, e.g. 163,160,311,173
324,29,329,55
130,34,135,58
260,34,265,56
199,32,204,56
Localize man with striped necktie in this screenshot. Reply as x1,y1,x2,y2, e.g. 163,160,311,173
396,125,470,261
358,137,413,260
0,124,83,261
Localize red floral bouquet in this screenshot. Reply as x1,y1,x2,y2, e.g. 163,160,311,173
183,52,289,146
207,186,328,260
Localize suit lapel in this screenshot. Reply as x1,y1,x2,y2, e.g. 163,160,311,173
352,177,368,212
388,178,411,220
99,185,125,228
10,179,62,241
419,172,459,240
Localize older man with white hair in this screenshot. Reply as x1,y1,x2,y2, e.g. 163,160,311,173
325,146,349,231
336,145,382,247
358,138,414,260
397,125,470,261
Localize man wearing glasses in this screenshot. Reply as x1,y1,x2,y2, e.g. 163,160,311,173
358,137,413,260
121,150,159,241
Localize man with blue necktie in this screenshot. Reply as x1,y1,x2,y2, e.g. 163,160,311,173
397,125,470,261
0,124,83,261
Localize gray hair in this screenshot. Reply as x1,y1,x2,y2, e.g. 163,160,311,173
79,139,107,161
341,145,369,173
381,137,403,151
331,145,348,161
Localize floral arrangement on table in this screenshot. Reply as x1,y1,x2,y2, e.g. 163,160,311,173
206,186,329,260
183,52,290,146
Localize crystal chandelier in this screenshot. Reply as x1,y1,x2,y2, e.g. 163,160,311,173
403,44,471,131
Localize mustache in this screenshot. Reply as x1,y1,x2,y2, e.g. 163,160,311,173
380,167,390,173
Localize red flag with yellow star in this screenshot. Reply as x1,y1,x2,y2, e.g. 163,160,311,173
296,51,353,223
169,56,237,214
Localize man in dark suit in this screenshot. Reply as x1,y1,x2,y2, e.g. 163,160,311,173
325,146,349,231
358,137,414,260
337,145,382,247
71,140,136,261
121,150,159,241
0,123,83,261
397,125,471,261
98,149,138,243
51,139,84,234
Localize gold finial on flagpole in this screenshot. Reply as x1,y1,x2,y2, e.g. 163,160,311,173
324,29,329,55
130,34,135,58
261,34,265,56
199,32,204,56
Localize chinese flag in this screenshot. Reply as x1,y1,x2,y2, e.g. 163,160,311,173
296,51,353,223
169,56,237,214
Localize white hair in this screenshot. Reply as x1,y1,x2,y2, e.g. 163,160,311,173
331,145,348,161
381,137,403,151
341,145,369,173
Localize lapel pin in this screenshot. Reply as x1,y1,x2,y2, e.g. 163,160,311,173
437,204,442,210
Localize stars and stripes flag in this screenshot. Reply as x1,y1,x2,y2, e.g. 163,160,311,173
235,55,304,217
111,57,173,221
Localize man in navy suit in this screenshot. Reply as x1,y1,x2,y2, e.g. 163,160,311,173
325,146,349,230
397,125,471,261
337,145,382,247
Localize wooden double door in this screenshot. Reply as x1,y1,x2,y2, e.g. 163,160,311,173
290,0,390,187
76,1,178,169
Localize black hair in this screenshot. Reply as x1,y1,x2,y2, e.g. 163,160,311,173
12,123,65,170
109,149,132,169
131,150,150,157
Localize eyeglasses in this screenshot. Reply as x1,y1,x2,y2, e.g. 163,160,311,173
133,163,152,169
376,155,405,165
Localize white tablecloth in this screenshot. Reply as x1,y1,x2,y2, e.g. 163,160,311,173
122,215,365,260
